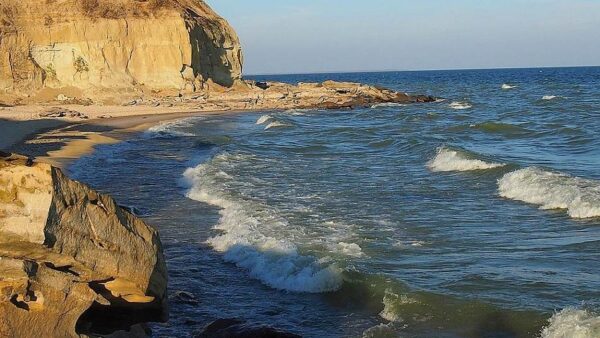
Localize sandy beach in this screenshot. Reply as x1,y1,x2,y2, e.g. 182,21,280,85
1,106,229,168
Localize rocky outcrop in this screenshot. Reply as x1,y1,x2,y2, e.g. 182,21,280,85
144,79,436,112
0,152,167,337
0,0,243,102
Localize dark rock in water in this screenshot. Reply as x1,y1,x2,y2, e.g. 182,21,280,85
412,95,437,103
255,81,270,90
171,291,200,305
195,318,301,338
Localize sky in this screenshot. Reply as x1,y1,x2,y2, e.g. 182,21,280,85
205,0,600,75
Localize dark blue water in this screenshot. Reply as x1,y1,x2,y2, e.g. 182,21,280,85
70,67,600,338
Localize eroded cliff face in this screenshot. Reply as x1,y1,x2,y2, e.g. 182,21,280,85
0,152,167,337
0,0,243,101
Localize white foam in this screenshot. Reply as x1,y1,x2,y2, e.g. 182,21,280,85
393,240,427,249
264,121,291,130
379,289,418,322
502,84,517,90
256,114,273,125
371,102,407,109
427,147,505,172
449,101,472,110
145,117,198,138
542,95,558,100
362,323,397,338
330,242,365,257
182,155,343,293
541,308,600,338
498,167,600,219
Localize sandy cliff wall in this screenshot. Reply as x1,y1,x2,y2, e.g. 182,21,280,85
0,0,243,100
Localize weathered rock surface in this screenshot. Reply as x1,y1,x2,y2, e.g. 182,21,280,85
0,152,167,337
0,0,243,102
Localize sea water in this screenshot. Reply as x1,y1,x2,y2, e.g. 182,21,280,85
70,67,600,337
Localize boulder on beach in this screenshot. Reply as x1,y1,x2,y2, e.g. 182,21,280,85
0,152,168,337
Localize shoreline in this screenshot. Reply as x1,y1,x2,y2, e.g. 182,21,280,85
3,108,244,169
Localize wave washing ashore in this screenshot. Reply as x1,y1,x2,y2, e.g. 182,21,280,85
68,67,600,337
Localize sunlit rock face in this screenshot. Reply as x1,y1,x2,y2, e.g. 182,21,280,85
0,0,243,100
0,152,167,337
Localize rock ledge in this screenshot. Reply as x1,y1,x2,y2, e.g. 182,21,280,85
0,152,167,337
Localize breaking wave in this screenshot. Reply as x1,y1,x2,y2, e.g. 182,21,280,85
371,102,407,109
256,114,273,125
144,117,198,138
542,95,559,100
264,121,292,130
541,308,600,338
427,147,505,172
498,167,600,218
182,153,343,293
449,101,472,110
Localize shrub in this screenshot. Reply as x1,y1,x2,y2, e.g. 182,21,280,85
73,56,89,73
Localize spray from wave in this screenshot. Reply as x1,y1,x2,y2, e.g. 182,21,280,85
498,167,600,218
182,153,343,293
427,147,505,172
541,307,600,338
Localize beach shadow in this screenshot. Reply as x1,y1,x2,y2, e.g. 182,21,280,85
0,118,70,151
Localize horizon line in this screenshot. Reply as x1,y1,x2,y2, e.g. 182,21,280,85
244,64,600,77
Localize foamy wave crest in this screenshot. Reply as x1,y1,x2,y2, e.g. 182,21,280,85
541,308,600,338
498,168,600,218
502,84,517,90
427,147,505,172
379,289,419,322
145,117,198,138
371,102,407,109
256,114,273,125
449,101,472,110
264,121,292,130
329,242,365,258
182,155,343,293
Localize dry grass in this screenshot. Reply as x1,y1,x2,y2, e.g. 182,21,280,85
79,0,173,19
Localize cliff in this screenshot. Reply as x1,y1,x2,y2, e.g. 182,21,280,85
0,0,243,101
0,152,167,337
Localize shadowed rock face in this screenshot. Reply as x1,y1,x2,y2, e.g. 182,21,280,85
0,152,167,337
0,0,243,98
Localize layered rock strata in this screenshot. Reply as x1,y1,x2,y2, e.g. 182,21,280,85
0,0,243,100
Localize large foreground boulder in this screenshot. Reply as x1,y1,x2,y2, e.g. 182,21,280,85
0,152,167,337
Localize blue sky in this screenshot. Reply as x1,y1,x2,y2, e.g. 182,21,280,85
205,0,600,75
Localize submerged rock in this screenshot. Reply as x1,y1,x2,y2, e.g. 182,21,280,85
196,318,301,338
0,152,167,337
